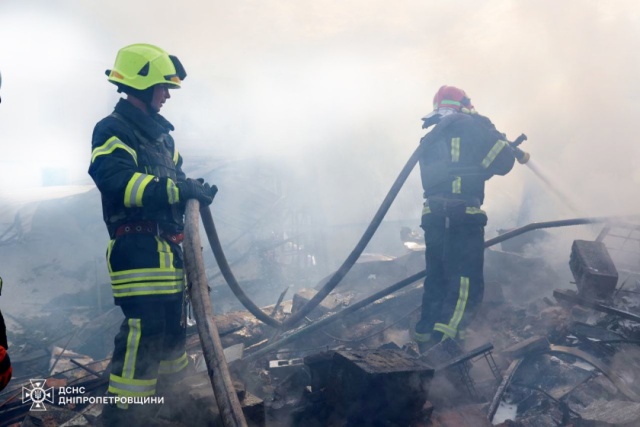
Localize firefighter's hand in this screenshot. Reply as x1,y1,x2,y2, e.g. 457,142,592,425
177,178,215,206
196,178,218,203
421,114,441,129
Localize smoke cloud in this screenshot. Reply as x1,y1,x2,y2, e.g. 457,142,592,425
1,1,639,308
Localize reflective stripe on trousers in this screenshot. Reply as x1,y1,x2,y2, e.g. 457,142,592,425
158,352,188,375
108,299,187,408
434,276,470,340
107,236,185,300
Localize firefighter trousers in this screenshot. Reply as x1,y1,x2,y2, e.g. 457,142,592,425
415,221,485,344
108,298,187,406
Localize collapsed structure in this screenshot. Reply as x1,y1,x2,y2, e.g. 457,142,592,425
1,203,639,426
0,132,639,426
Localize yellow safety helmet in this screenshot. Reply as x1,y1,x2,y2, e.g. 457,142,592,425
105,43,186,91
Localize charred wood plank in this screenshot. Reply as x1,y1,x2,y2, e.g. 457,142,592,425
501,336,550,360
487,358,523,423
553,289,640,323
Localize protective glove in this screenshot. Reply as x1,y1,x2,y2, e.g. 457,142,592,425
421,113,442,129
195,178,218,202
177,178,216,206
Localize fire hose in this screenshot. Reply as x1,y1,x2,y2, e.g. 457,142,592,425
201,133,531,331
183,200,248,427
200,144,425,330
200,206,282,328
243,215,632,360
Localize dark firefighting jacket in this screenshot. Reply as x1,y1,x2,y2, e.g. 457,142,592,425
419,112,516,225
88,99,186,303
89,99,186,237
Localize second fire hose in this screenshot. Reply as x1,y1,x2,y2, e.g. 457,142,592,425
200,144,425,331
201,133,531,331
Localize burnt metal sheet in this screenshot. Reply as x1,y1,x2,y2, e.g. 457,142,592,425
547,345,640,402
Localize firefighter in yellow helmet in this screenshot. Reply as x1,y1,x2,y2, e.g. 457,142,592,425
414,85,517,354
88,44,217,425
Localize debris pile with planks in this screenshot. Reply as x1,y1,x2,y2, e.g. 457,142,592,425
1,219,640,427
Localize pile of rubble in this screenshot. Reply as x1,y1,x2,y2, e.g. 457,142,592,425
1,223,640,427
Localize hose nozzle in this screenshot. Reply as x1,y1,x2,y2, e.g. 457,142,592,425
508,133,530,164
513,146,530,164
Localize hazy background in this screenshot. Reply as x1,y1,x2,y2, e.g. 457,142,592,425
1,1,640,316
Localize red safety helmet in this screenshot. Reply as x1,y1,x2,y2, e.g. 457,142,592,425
432,85,473,111
422,85,475,126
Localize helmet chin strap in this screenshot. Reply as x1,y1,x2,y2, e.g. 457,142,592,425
119,85,157,114
135,87,158,115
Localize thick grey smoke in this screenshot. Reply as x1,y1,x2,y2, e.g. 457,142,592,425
2,1,638,218
1,1,639,308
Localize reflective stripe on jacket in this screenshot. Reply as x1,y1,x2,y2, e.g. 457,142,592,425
89,99,187,239
418,112,516,206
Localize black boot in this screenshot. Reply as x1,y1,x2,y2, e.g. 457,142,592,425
99,401,166,427
98,403,132,427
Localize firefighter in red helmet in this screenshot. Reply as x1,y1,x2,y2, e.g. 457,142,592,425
414,85,516,353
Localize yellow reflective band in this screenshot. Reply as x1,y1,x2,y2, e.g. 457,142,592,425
167,178,179,205
481,140,507,168
110,264,185,297
91,136,138,165
124,173,154,207
452,176,461,194
108,373,157,397
173,148,179,165
112,282,184,298
156,236,173,269
451,137,460,163
122,319,141,380
465,207,486,215
413,331,432,343
450,277,470,331
110,268,184,284
434,323,457,339
106,240,116,274
159,352,188,375
440,99,461,107
439,276,470,340
422,205,431,215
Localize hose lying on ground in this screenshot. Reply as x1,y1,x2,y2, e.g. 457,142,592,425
200,206,283,328
243,270,428,362
243,214,635,360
